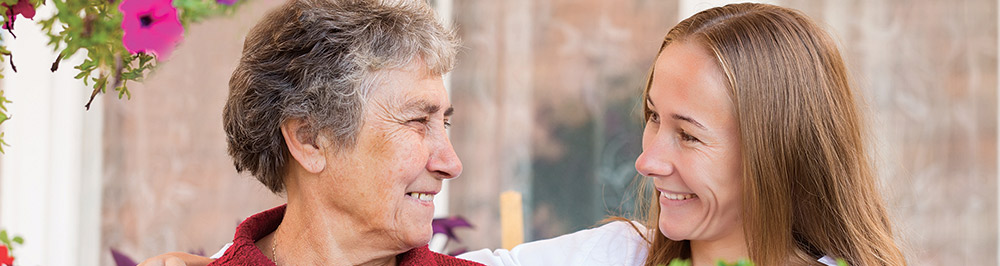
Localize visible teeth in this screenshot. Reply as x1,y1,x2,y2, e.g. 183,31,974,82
407,192,435,202
661,192,697,200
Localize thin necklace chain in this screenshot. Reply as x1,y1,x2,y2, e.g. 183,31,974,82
270,228,280,265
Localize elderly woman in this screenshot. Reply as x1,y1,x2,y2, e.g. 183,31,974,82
140,0,481,265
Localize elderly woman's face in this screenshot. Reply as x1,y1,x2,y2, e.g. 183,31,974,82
321,60,462,249
635,41,743,245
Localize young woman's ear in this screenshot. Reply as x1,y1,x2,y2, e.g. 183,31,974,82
280,119,326,174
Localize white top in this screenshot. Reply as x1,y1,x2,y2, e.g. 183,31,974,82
210,243,231,259
458,221,649,266
210,221,840,265
458,221,841,266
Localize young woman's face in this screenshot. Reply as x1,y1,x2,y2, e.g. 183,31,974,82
635,41,744,243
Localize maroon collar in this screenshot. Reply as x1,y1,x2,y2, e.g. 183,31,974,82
208,204,483,266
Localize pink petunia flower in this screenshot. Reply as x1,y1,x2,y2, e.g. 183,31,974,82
119,0,184,61
2,0,36,30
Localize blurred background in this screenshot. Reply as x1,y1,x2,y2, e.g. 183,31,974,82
0,0,994,265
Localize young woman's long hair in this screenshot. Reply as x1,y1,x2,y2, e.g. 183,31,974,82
631,3,906,266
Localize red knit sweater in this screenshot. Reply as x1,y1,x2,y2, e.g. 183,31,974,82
208,205,484,266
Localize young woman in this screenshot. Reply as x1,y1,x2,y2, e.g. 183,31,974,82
461,3,906,265
628,3,906,265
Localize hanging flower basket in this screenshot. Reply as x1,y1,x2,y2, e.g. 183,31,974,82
0,0,245,152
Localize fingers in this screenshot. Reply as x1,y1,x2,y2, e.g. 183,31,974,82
164,257,186,266
137,256,166,266
137,252,214,266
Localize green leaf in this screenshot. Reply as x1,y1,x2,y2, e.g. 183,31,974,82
11,236,21,245
837,258,849,266
118,85,131,99
80,59,95,69
74,71,90,80
120,82,130,99
667,259,691,266
0,132,8,154
138,53,152,66
93,75,108,94
0,230,9,246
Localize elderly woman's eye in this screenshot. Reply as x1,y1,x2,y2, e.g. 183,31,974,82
408,117,429,125
444,120,452,129
406,118,432,132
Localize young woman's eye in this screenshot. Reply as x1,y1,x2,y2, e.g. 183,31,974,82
679,131,701,143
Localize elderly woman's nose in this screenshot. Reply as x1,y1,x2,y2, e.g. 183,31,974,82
428,134,463,179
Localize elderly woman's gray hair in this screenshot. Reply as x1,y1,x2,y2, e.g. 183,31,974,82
223,0,459,193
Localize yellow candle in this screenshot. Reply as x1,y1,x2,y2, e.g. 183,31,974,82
500,190,524,250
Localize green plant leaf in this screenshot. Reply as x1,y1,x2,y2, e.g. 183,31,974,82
667,259,692,266
11,236,21,245
74,70,90,80
0,132,8,154
0,230,9,246
138,53,152,66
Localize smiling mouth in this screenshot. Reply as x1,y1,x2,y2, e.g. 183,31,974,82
405,192,435,202
661,191,698,200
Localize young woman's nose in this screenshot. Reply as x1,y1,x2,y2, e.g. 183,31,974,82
635,136,676,178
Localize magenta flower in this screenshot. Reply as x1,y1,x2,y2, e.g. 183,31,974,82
432,216,473,243
216,0,239,5
110,248,136,266
2,0,36,30
119,0,184,61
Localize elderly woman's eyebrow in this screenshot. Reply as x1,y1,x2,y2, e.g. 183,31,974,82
404,100,440,114
405,101,453,116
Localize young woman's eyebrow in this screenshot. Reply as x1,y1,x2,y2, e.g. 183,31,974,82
647,99,706,129
672,114,706,130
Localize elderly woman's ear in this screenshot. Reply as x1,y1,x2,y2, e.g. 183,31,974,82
281,119,327,174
